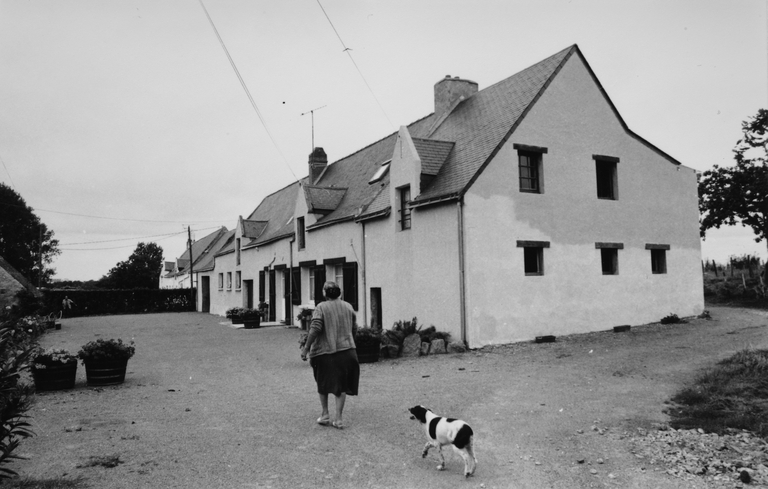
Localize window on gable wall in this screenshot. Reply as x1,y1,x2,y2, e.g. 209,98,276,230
218,273,223,290
646,244,669,274
398,185,411,231
236,238,241,265
227,272,232,290
595,242,622,275
236,271,241,290
514,144,547,193
594,155,619,200
517,240,549,276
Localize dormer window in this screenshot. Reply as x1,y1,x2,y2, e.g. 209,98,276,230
369,160,391,184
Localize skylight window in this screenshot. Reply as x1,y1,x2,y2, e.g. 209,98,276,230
368,160,391,184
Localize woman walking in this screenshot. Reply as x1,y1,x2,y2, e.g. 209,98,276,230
300,281,359,429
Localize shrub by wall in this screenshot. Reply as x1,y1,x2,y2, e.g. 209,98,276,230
40,288,196,317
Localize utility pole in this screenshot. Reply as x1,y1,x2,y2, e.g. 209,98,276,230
300,105,326,150
187,226,195,309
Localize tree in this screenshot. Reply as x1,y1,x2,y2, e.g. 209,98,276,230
0,183,61,285
102,242,164,289
699,109,768,278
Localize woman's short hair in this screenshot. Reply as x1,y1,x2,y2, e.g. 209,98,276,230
323,281,342,299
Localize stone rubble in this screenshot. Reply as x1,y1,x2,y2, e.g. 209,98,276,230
630,425,768,488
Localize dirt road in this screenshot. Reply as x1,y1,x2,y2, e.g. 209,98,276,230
13,306,768,488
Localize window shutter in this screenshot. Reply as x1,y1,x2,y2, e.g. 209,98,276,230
291,268,301,305
258,270,265,302
342,262,358,310
314,266,326,304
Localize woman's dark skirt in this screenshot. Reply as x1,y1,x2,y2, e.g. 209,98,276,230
310,349,359,396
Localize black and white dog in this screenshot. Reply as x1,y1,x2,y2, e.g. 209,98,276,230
408,405,477,477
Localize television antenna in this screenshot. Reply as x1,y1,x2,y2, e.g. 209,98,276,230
300,105,327,150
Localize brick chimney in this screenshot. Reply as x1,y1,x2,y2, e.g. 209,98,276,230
434,75,478,120
308,147,327,184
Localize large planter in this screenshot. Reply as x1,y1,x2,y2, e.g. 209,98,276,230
231,317,244,325
356,340,381,364
300,318,310,330
243,316,260,329
84,358,129,386
32,362,77,391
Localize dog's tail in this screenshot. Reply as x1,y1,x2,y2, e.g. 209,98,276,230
453,424,474,449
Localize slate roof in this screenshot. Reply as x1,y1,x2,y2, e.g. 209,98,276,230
171,227,228,275
242,219,267,240
304,115,435,229
412,45,575,204
196,229,235,272
411,138,455,176
243,181,302,247
0,255,38,295
304,186,348,213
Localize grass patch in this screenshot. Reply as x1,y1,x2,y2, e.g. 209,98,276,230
3,477,87,489
668,349,768,438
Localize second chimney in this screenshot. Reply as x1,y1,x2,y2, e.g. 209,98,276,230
308,147,327,184
434,75,478,120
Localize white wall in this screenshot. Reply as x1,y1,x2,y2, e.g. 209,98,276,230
463,52,704,347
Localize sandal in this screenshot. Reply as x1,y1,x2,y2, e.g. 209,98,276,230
317,416,330,426
331,420,344,430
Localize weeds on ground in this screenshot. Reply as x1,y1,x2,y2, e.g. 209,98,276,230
3,477,87,489
75,455,122,469
666,349,768,438
660,313,681,324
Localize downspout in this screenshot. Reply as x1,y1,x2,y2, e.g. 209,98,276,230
457,199,467,346
361,221,367,327
288,237,295,326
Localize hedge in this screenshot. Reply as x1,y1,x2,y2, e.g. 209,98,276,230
40,288,196,317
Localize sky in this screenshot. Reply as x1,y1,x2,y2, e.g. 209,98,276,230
0,0,766,281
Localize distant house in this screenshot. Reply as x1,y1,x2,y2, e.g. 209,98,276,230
198,44,704,347
0,255,38,310
159,227,229,291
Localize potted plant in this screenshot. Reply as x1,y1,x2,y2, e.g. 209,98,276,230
30,347,78,391
77,338,136,386
296,305,314,330
226,307,245,325
355,327,382,364
257,302,269,321
241,308,261,329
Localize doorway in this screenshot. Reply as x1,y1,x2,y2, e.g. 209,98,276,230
243,280,254,309
201,276,210,313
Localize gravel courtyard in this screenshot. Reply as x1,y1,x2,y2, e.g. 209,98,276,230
12,306,768,488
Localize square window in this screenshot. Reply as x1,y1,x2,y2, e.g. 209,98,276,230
518,151,541,193
596,160,617,200
651,249,667,274
398,186,411,230
601,248,618,275
523,247,544,275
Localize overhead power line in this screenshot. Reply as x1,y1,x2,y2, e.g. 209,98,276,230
58,225,220,251
197,0,300,183
0,200,230,224
315,0,395,131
